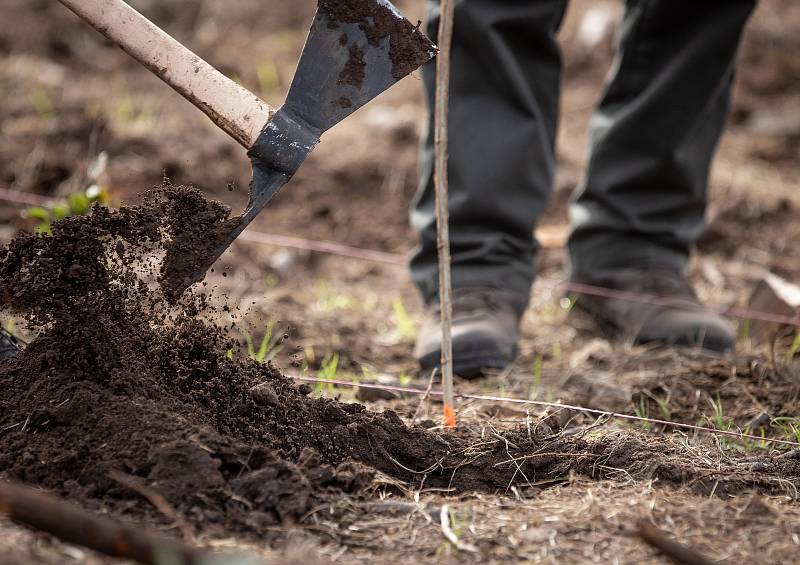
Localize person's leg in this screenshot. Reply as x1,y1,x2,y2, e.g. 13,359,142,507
569,0,757,273
568,0,756,352
411,0,568,375
411,0,568,305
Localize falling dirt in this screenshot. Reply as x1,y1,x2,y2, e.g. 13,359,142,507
156,187,241,302
319,0,436,80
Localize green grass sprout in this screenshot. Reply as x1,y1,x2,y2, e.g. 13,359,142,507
391,299,416,342
245,318,284,363
315,352,340,396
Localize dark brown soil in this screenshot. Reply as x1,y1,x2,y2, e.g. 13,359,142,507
698,198,794,258
156,186,241,302
0,186,374,533
338,44,366,89
319,0,436,80
3,1,800,561
632,355,800,437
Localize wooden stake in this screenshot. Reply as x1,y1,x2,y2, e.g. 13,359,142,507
434,0,456,428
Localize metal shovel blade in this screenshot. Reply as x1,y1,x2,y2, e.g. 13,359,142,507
178,0,436,294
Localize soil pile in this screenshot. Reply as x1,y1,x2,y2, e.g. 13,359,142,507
156,187,241,302
0,186,560,534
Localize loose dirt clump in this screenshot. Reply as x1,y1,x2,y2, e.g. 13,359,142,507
338,44,367,89
156,186,241,302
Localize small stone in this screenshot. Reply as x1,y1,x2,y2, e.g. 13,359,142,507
747,273,800,341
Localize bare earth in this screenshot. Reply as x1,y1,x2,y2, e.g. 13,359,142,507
2,0,800,563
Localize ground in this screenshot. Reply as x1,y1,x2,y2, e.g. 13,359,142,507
1,0,800,563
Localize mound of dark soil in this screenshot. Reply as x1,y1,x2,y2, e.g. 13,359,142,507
0,186,560,535
2,186,800,539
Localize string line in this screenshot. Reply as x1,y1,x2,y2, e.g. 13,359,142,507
291,375,800,448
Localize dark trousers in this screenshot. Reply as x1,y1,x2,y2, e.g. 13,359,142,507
410,0,756,305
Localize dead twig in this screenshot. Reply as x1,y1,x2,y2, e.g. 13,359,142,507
412,367,438,424
637,519,715,565
487,422,522,450
109,470,195,542
0,480,249,565
493,451,598,468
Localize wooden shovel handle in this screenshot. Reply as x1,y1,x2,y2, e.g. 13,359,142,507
57,0,274,148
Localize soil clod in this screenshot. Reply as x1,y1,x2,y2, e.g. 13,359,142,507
319,0,436,80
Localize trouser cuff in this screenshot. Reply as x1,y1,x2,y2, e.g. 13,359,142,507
569,232,688,276
412,264,533,310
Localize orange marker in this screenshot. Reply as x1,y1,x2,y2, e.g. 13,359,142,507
443,403,457,428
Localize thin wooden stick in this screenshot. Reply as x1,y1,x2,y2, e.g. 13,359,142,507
109,470,195,543
412,367,438,424
637,519,715,565
0,481,239,565
434,0,456,429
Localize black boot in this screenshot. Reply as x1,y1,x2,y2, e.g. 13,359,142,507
571,268,734,353
0,327,20,360
414,287,527,379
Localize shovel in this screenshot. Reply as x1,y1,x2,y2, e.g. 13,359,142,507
56,0,435,296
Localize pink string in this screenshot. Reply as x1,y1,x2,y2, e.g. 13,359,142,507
0,187,54,208
237,230,404,266
293,375,800,448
